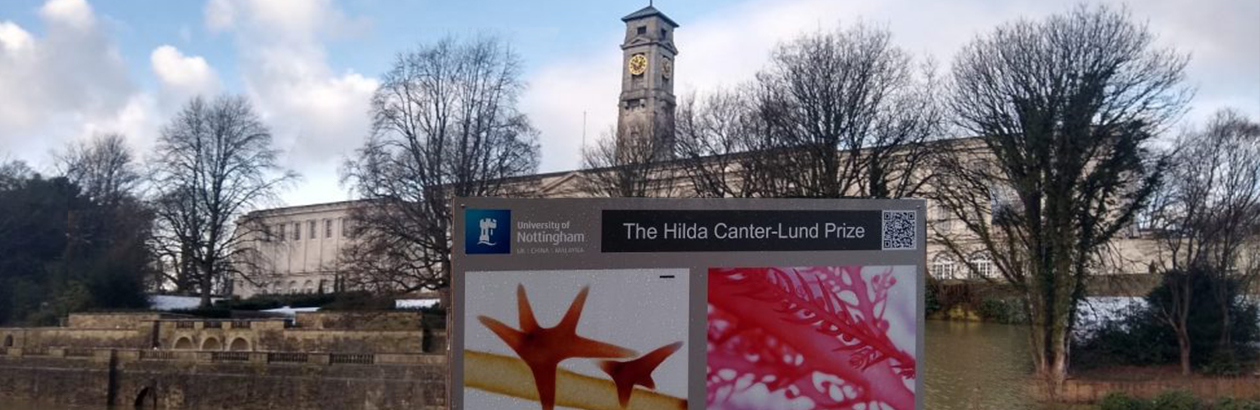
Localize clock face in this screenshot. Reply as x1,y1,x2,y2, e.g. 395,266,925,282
628,54,648,76
661,58,673,79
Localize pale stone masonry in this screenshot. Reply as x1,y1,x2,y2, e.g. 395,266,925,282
232,201,359,297
0,313,447,409
0,312,437,354
227,4,1169,299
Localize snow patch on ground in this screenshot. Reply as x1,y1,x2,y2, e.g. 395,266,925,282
261,306,320,316
395,299,440,310
1075,295,1260,337
149,295,224,311
1078,296,1147,325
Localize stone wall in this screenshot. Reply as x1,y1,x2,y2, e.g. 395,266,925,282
1,313,436,354
68,312,168,329
295,311,422,331
25,328,152,349
271,330,424,353
0,349,447,410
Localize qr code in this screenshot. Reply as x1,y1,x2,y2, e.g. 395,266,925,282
882,210,917,250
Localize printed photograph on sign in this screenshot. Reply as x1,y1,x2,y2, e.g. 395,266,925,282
464,269,689,410
707,265,918,410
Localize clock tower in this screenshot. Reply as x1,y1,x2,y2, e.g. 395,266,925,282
617,5,678,160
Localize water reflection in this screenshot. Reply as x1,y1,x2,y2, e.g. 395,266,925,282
925,320,1088,410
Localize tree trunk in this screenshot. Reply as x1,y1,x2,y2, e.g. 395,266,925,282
1217,291,1234,349
199,261,213,308
1177,328,1192,376
1042,324,1070,396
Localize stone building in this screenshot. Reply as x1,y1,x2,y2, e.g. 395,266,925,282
229,4,1167,299
617,5,679,160
231,201,360,297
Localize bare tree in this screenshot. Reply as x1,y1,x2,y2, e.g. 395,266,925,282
1144,109,1260,373
934,4,1190,391
578,126,677,198
675,88,778,198
54,133,158,292
0,160,34,191
342,36,539,295
56,133,141,207
752,23,941,199
150,95,297,307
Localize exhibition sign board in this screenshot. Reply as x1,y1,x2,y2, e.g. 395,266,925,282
452,198,926,410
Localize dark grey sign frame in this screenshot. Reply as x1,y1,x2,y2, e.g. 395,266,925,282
451,197,926,410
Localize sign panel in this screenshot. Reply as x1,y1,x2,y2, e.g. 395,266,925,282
451,198,925,410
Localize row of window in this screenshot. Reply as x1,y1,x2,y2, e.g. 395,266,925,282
929,185,1021,232
634,24,670,40
930,252,997,280
263,218,353,242
268,279,328,294
931,205,1018,231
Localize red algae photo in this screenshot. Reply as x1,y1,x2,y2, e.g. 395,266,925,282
707,266,918,410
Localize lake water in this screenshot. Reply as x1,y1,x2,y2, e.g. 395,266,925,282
5,320,1088,410
924,320,1090,410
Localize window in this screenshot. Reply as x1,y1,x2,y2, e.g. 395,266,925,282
636,26,646,35
342,218,353,238
261,225,271,242
931,253,958,280
277,224,286,242
325,219,333,238
990,184,1019,226
660,28,667,39
292,222,301,240
969,253,995,279
932,203,953,232
308,220,316,239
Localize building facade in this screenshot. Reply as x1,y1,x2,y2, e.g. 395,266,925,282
232,201,359,297
231,5,1167,298
617,5,679,160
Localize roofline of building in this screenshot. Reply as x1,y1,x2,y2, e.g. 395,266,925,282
622,6,679,27
248,135,988,213
243,199,365,218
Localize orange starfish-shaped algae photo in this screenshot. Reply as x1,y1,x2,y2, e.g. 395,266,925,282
599,341,684,408
478,284,637,410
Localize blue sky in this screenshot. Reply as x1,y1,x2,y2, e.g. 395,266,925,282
1,0,1257,206
0,1,727,91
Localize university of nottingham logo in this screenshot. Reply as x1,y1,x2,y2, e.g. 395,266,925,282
465,209,510,254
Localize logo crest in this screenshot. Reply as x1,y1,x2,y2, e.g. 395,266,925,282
465,209,510,254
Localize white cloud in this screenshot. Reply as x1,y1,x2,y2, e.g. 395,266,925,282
0,22,34,53
204,0,235,32
151,45,220,100
204,0,378,205
39,0,94,31
0,0,152,169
